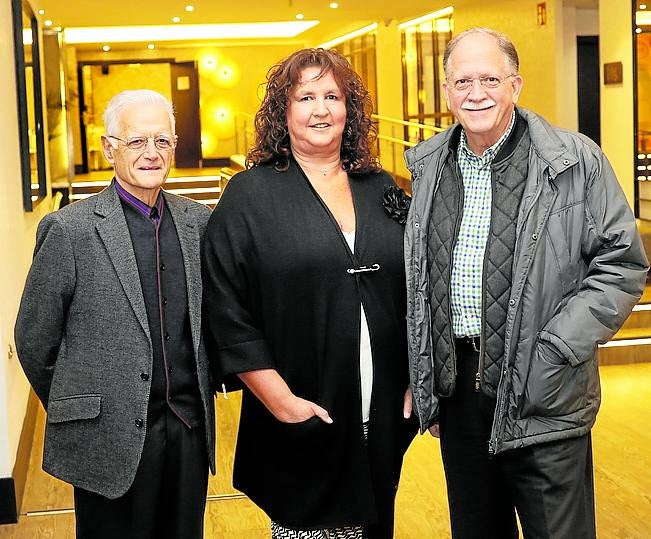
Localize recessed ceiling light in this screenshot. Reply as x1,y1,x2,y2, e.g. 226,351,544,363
172,16,181,23
185,5,194,11
147,43,155,49
102,44,111,51
296,13,304,20
38,9,45,15
329,2,339,8
44,19,53,27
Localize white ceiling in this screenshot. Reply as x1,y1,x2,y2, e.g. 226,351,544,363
30,0,447,46
30,0,601,49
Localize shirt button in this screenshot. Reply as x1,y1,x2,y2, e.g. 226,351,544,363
160,263,166,271
168,367,173,374
563,159,570,165
163,297,168,305
509,299,515,306
135,418,144,428
140,372,149,381
532,233,538,241
165,333,170,341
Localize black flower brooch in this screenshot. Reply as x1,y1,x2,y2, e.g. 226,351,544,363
382,184,411,225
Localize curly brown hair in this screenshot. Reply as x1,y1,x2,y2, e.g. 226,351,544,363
247,48,380,174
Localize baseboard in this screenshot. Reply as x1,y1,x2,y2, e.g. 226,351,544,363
11,389,40,519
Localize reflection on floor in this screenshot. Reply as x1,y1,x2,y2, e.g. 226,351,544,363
0,363,650,538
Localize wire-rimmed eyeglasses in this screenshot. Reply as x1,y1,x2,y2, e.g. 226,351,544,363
107,134,176,152
448,74,517,92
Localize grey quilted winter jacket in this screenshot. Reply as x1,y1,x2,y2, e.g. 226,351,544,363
404,108,648,454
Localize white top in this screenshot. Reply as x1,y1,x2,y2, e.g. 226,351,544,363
342,230,373,422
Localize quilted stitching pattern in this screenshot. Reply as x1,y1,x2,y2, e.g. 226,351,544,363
426,131,530,400
427,160,460,397
482,137,529,396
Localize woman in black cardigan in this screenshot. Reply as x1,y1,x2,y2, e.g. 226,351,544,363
202,48,415,539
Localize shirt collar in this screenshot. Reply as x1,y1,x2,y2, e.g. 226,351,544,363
458,110,516,167
114,179,164,223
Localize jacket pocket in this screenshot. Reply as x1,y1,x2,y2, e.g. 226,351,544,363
47,394,102,423
519,340,587,419
544,204,582,297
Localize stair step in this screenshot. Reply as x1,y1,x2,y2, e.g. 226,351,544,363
599,338,651,365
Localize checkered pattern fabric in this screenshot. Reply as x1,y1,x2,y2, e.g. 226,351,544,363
271,522,364,539
451,113,516,336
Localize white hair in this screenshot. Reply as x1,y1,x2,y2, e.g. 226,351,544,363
103,89,175,138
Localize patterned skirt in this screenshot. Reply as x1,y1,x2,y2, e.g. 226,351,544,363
270,423,369,539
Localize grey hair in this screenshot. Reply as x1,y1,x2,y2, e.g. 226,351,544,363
443,27,520,77
103,89,175,138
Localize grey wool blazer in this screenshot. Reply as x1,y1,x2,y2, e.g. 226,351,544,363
14,182,215,499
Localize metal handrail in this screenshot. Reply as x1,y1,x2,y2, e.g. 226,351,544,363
372,114,446,133
377,134,417,148
231,111,448,179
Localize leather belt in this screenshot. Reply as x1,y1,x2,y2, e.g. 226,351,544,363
455,335,481,353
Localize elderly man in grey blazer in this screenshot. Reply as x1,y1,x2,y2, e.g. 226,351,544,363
15,89,215,539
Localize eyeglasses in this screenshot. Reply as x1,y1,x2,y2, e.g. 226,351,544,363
448,74,517,92
107,134,176,152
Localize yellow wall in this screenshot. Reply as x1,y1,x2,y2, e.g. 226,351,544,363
0,1,51,478
374,21,410,179
73,43,302,162
600,0,635,207
451,0,561,124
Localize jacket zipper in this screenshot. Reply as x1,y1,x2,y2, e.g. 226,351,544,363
449,161,465,388
488,169,550,455
476,167,497,394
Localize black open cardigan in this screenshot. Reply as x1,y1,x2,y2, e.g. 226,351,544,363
202,158,415,536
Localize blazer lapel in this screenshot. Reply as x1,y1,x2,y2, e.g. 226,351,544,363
164,193,202,357
94,183,151,341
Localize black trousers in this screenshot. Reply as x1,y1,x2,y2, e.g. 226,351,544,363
74,408,209,539
439,338,596,539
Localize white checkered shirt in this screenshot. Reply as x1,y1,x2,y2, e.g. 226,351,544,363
450,112,516,337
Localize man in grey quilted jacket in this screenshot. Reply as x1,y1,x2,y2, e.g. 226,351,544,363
402,28,648,538
15,90,215,539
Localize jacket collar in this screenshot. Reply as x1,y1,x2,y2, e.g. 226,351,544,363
404,107,579,178
517,108,579,177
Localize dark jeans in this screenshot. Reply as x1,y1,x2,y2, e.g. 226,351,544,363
439,338,596,539
74,408,209,539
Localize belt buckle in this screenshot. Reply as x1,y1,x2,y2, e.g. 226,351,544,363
467,336,480,353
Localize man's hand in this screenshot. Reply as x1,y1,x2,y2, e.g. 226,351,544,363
428,422,440,438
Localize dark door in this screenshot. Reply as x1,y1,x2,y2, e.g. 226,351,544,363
171,61,202,168
577,36,600,146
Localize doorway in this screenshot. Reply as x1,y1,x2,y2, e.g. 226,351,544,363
577,35,601,146
77,59,202,173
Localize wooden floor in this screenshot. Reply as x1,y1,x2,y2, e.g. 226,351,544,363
1,363,650,538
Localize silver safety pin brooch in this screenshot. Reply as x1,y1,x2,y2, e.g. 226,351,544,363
346,263,380,274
